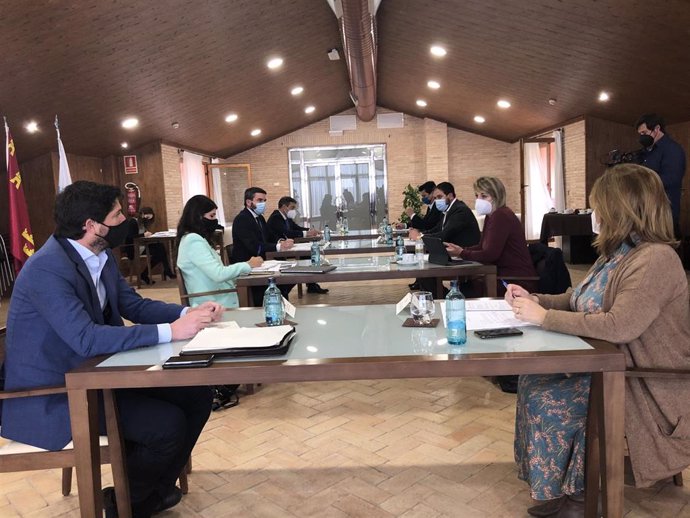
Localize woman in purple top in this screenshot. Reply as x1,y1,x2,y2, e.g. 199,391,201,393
445,176,537,296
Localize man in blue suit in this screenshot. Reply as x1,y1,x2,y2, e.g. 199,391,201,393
2,181,221,518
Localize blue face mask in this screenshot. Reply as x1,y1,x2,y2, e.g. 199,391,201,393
421,196,431,205
254,201,266,215
434,198,448,212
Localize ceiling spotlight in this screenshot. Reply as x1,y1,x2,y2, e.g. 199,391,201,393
427,80,441,89
171,121,180,129
267,57,283,69
548,98,557,106
416,99,428,107
225,113,238,123
474,115,486,124
327,48,340,61
291,86,304,96
121,118,139,129
497,99,511,109
430,45,447,57
250,128,262,137
25,121,39,133
305,105,316,114
121,142,129,149
598,91,610,102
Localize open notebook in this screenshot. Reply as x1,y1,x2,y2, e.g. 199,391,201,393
181,324,296,356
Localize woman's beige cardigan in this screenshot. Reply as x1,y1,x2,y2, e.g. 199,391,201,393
537,242,690,487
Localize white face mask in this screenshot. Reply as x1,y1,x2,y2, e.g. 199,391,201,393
474,198,493,216
286,209,297,220
591,210,601,234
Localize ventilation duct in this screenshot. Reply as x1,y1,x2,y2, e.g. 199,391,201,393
336,0,378,122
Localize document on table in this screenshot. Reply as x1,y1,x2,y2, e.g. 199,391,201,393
150,231,176,237
182,324,294,352
439,299,534,330
250,260,295,274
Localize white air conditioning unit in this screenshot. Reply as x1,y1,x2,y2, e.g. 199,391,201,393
329,115,357,132
377,112,404,129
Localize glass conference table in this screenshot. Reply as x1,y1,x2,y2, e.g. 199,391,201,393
65,303,625,518
266,238,416,259
236,256,498,305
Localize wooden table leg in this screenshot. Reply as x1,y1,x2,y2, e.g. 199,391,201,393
599,371,625,518
238,286,251,307
68,388,103,518
103,389,132,518
585,374,601,517
485,272,497,297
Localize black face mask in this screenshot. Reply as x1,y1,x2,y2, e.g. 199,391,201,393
141,215,155,227
639,134,654,148
97,220,129,248
202,218,220,234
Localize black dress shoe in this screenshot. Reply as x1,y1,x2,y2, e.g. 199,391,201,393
163,270,177,280
103,487,118,518
306,283,329,294
152,486,182,514
140,273,155,285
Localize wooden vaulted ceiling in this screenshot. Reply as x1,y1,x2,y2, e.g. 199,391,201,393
2,0,690,163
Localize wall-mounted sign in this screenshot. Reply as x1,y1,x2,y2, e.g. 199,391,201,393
124,155,138,175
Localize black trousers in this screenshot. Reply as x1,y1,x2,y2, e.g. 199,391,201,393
113,386,212,515
250,284,294,307
143,243,172,274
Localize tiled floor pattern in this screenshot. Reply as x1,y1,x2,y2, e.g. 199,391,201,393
1,268,690,517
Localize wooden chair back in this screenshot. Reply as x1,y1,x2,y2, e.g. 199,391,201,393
175,268,237,307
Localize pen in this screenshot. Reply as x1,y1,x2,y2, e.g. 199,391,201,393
500,279,509,289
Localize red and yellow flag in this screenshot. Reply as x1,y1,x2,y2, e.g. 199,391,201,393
5,120,35,274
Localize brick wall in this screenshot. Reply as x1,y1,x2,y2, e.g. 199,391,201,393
447,129,519,209
161,144,183,231
563,120,586,208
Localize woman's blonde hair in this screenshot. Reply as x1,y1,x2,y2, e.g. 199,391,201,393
589,164,677,256
473,176,507,208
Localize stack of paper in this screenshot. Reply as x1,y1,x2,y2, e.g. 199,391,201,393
182,324,294,353
465,299,532,330
250,260,287,274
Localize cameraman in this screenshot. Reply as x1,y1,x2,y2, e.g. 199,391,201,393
636,113,686,236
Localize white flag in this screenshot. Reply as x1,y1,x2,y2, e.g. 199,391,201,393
56,116,72,192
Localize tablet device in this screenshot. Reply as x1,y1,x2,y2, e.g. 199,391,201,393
474,328,524,339
422,236,453,265
162,354,215,369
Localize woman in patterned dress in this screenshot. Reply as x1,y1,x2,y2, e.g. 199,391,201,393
505,164,690,517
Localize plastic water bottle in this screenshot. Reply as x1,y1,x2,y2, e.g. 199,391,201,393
384,223,393,244
263,277,285,326
446,280,466,346
323,224,331,242
310,240,321,265
342,216,349,235
395,235,405,261
415,239,424,263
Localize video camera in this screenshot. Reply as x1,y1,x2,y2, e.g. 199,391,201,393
606,148,644,167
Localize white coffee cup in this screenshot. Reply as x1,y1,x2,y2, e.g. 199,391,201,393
401,253,416,264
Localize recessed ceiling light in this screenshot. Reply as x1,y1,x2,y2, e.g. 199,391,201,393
250,129,262,137
121,142,129,149
427,80,441,90
598,91,610,102
305,105,316,114
291,86,304,96
25,121,38,133
267,57,283,69
225,113,238,123
171,121,180,129
548,98,557,105
430,45,447,57
121,118,139,129
416,99,428,107
474,115,486,124
497,100,511,109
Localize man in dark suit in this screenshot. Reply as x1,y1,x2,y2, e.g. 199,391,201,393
409,182,481,295
231,187,294,304
2,181,220,518
409,182,481,247
405,181,442,231
267,196,328,294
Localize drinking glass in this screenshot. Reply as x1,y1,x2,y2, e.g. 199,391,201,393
410,291,435,324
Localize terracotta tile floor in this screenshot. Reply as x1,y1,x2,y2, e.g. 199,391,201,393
1,269,689,517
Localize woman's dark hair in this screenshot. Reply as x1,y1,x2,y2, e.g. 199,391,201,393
176,195,218,246
138,206,155,227
54,181,122,239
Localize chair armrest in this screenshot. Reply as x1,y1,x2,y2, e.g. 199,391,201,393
625,368,690,380
179,288,238,302
0,385,68,400
501,276,540,282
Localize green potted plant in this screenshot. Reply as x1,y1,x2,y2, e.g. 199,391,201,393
400,184,422,225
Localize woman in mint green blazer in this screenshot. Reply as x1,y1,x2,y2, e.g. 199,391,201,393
176,195,263,308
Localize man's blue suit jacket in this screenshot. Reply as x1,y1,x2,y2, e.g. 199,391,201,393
1,236,184,451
